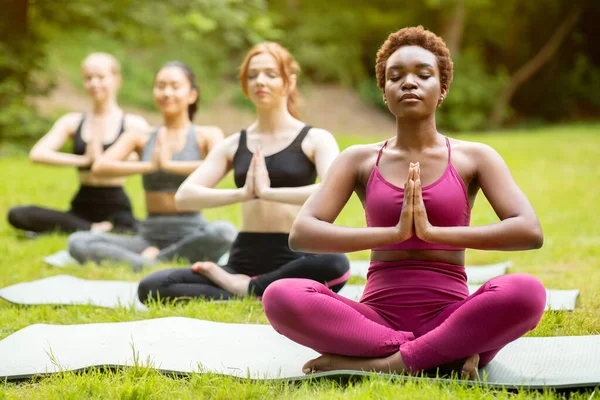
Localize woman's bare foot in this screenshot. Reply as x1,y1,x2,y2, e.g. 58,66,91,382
302,351,408,375
302,352,479,380
460,354,480,380
425,354,481,380
91,221,113,232
191,262,251,297
140,246,160,260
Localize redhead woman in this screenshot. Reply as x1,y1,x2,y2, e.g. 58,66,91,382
137,43,350,302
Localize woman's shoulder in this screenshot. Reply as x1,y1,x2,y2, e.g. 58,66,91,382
447,136,505,171
124,114,150,133
194,124,223,137
447,136,500,158
338,142,385,167
55,112,84,135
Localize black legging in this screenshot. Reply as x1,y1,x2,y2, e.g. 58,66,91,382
7,185,137,234
138,232,350,303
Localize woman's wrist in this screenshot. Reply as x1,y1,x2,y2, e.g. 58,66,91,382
257,187,275,201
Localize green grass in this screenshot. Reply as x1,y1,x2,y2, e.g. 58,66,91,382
1,125,599,398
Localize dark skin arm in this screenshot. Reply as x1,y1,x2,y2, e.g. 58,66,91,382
414,144,543,250
291,142,543,254
289,145,412,253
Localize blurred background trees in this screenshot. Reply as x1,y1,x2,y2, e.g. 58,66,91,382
1,0,597,146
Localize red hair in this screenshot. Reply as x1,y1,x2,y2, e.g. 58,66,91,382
239,42,301,119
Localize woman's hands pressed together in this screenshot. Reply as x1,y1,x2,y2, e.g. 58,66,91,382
395,162,434,243
241,148,272,201
254,148,272,198
150,128,173,172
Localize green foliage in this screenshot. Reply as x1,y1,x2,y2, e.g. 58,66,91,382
437,51,509,131
1,0,598,145
0,78,50,148
1,0,280,146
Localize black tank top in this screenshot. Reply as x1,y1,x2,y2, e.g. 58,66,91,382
73,114,126,170
233,126,317,189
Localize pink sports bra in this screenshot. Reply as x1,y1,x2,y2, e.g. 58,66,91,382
365,137,471,251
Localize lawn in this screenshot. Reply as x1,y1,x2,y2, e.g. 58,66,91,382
0,124,599,399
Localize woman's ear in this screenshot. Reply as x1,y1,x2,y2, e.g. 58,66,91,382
114,73,122,90
288,74,297,93
440,84,448,100
189,88,199,105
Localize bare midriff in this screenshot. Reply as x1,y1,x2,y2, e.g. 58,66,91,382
240,200,301,233
370,249,465,266
78,170,126,187
145,192,190,214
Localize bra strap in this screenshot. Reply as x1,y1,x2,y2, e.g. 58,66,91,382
74,114,85,138
238,129,248,150
289,125,312,150
375,140,388,166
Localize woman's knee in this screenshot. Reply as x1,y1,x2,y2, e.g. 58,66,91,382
7,206,30,228
138,274,160,303
500,273,546,317
67,231,97,261
263,278,322,320
208,221,238,244
326,254,350,274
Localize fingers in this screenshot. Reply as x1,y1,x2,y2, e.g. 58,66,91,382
245,153,257,191
406,162,414,182
255,148,267,170
405,179,414,215
403,163,414,194
248,152,257,171
414,163,423,208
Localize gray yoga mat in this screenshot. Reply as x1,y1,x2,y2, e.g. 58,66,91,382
44,250,231,268
349,260,511,283
0,275,147,311
0,317,598,389
338,284,579,311
0,276,579,312
44,251,508,285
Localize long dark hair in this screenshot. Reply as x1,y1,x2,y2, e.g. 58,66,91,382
159,61,199,121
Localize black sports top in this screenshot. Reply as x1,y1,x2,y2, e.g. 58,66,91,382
233,125,317,189
73,114,126,170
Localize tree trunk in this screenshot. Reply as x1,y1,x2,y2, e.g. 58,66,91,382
489,3,584,127
0,0,28,81
441,0,465,57
0,0,28,37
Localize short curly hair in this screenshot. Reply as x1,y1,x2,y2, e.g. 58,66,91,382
375,26,453,92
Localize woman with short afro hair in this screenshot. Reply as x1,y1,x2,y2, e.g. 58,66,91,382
262,26,546,379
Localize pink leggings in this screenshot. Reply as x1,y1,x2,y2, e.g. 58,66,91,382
263,261,546,372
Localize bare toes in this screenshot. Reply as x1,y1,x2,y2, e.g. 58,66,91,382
191,262,205,272
303,356,329,374
461,354,480,380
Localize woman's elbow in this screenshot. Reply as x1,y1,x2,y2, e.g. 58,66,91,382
288,219,309,252
174,185,197,210
525,223,544,249
530,226,544,249
29,148,43,163
174,188,188,210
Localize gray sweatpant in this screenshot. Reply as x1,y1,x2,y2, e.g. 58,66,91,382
68,213,237,271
